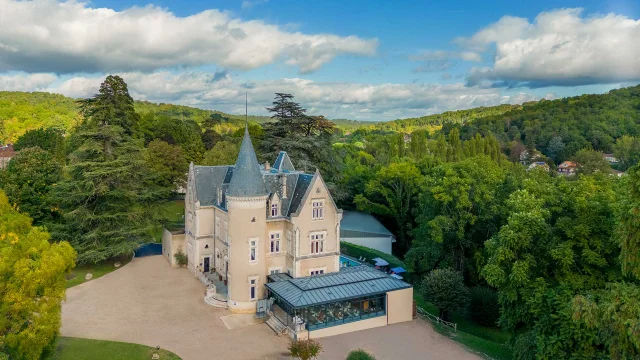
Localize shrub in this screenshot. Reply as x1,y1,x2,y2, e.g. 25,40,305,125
468,286,500,327
289,338,322,360
174,247,188,267
346,349,376,360
421,268,469,321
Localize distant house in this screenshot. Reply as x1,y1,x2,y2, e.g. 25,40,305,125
528,161,550,172
519,149,543,166
603,153,619,164
558,161,578,176
403,134,412,144
340,211,395,254
0,144,15,169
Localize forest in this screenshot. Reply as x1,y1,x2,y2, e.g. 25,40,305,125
1,78,640,360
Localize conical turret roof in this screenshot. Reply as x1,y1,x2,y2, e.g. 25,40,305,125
227,126,267,197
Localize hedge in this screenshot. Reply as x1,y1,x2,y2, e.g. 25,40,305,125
340,241,413,282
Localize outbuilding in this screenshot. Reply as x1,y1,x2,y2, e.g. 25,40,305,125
340,211,395,254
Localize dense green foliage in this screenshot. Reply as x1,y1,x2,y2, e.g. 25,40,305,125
0,92,79,143
0,191,76,360
13,127,65,158
1,147,63,225
52,77,169,264
144,140,188,190
377,104,518,132
468,287,500,327
3,79,640,359
260,93,337,172
421,268,469,321
345,349,376,360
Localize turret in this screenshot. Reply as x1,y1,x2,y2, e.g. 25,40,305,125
226,126,268,313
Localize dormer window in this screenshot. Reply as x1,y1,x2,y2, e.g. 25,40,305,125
271,203,279,217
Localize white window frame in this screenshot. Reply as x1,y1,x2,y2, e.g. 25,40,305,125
271,203,279,217
309,267,326,276
269,232,281,253
249,276,259,301
249,238,258,264
310,232,325,254
224,220,229,242
215,216,221,237
269,266,283,275
312,199,324,220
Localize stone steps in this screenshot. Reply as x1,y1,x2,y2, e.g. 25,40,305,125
204,295,228,309
266,316,287,335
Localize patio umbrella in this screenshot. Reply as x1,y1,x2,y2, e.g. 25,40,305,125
390,267,406,274
372,258,389,266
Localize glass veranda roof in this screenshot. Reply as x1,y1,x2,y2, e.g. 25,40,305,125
265,266,411,309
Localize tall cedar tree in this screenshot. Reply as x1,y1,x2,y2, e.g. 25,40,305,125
261,93,336,172
79,75,141,136
54,76,164,264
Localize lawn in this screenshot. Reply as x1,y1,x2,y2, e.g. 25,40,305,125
65,254,132,288
151,199,185,243
49,337,181,360
414,294,512,360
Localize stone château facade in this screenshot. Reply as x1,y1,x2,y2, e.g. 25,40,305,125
183,127,342,313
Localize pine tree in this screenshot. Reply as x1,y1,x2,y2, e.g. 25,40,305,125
78,75,140,136
54,77,163,264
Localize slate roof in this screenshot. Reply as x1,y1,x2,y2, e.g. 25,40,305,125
265,266,411,308
340,211,393,238
194,165,232,207
273,151,296,172
190,129,315,215
227,127,268,197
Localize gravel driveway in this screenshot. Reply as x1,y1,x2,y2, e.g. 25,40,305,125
61,256,289,360
62,256,479,360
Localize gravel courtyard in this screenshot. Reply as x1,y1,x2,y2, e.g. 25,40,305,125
62,256,478,360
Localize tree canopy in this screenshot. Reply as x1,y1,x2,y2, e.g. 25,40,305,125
0,191,76,360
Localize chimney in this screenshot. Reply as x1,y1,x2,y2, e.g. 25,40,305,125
265,161,270,170
280,174,287,198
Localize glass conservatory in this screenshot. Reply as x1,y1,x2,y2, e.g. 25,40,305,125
265,266,410,332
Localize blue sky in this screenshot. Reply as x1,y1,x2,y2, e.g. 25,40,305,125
1,0,639,120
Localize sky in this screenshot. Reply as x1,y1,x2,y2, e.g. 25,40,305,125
0,0,639,121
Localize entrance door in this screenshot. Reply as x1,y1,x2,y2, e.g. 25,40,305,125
203,257,210,273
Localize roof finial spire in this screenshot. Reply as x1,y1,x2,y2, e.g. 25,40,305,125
245,91,248,133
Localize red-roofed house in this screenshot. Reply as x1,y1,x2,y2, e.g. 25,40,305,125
558,161,578,176
0,144,15,169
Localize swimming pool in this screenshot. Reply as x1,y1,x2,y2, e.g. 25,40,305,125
340,255,362,268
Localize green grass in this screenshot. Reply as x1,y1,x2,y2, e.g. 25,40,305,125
49,337,181,360
65,254,132,288
414,294,512,360
151,200,185,243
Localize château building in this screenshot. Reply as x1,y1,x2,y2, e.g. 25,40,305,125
164,126,413,339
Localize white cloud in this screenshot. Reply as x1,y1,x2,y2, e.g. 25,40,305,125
0,71,541,121
0,0,377,74
0,73,57,91
459,8,640,87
